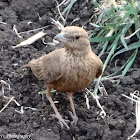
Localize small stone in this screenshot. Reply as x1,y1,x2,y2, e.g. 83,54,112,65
33,122,40,128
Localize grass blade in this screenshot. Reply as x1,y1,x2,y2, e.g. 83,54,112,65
90,32,120,42
90,23,101,28
111,41,140,61
93,34,120,96
92,0,100,9
116,7,134,29
62,0,77,18
115,49,138,85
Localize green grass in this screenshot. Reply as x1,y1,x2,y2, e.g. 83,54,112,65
91,0,140,95
62,0,77,20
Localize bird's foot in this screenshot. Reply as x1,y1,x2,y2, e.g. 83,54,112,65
69,111,78,125
50,114,70,130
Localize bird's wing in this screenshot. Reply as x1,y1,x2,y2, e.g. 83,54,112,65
28,48,64,83
96,64,103,78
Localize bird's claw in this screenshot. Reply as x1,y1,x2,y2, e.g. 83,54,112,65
50,114,70,130
69,111,78,125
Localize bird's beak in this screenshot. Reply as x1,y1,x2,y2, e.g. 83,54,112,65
54,32,68,42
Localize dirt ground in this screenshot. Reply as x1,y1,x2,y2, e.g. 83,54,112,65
0,0,140,140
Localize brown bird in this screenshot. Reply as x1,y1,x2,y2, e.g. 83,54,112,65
24,26,103,129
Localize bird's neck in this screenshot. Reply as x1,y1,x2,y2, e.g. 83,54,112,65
65,46,92,57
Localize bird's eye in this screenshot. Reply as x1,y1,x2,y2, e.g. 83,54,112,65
75,35,80,40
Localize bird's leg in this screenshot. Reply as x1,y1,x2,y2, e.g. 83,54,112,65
46,88,70,129
67,92,78,125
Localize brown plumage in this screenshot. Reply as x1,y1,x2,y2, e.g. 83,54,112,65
24,26,103,129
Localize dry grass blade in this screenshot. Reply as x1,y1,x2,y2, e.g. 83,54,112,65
55,0,66,24
0,80,11,98
13,25,22,38
0,21,7,24
70,18,80,25
122,90,140,139
125,28,140,39
57,0,71,7
57,0,67,7
98,81,108,96
15,106,24,114
24,107,37,111
85,88,106,118
85,92,90,109
12,31,47,48
50,18,64,30
18,25,49,35
0,80,11,90
0,97,14,113
0,79,21,113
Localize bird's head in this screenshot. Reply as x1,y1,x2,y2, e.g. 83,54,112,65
54,26,90,52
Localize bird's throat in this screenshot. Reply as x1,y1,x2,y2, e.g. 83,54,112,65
65,45,92,57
